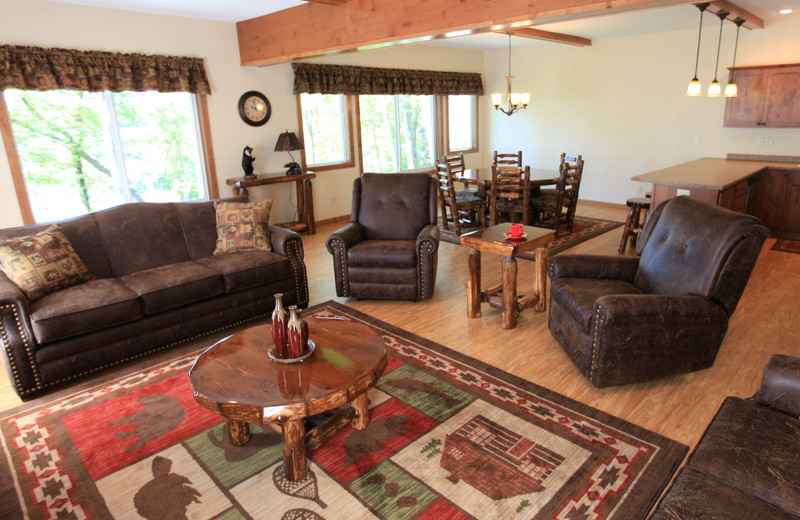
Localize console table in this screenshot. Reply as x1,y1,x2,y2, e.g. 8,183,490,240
226,173,316,234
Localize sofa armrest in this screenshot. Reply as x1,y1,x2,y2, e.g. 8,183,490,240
0,274,42,397
415,224,440,253
753,354,800,417
325,223,365,254
595,294,728,329
268,225,304,258
548,254,639,282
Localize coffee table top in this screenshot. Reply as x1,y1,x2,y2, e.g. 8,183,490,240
459,224,556,256
189,314,387,423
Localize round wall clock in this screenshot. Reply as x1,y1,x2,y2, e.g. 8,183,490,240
238,91,271,127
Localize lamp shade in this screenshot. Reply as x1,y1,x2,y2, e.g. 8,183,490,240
274,131,304,152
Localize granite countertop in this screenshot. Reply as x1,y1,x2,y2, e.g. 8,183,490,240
632,157,800,190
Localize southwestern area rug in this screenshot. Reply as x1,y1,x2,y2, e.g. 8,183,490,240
0,301,686,520
772,238,800,254
439,217,623,258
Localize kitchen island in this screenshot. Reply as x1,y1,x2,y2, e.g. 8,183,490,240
632,156,800,238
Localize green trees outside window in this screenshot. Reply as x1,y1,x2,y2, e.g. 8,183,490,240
4,89,207,223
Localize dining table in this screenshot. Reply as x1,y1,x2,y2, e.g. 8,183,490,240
458,167,561,188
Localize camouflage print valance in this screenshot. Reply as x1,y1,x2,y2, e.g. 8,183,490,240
0,45,211,94
292,62,483,96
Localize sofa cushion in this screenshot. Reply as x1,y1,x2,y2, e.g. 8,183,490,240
30,278,141,343
119,261,223,315
195,251,293,294
213,200,273,254
346,240,417,268
0,224,95,301
687,396,800,515
651,466,799,520
549,278,643,332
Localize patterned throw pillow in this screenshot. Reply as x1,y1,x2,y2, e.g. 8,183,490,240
0,224,95,301
213,200,273,254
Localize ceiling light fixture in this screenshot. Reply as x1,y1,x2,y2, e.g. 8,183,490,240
707,11,730,97
491,34,530,116
724,18,746,97
687,3,711,96
780,9,793,14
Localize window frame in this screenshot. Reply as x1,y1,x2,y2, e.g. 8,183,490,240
441,94,479,155
296,93,478,175
295,93,356,172
0,91,218,225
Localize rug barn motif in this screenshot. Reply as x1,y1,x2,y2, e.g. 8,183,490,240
0,302,686,520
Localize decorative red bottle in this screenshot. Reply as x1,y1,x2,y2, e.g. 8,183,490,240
287,305,309,358
271,293,288,358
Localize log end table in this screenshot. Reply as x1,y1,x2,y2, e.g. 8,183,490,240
189,315,387,481
459,224,556,329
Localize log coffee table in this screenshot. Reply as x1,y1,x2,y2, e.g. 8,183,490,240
189,314,387,481
460,224,556,329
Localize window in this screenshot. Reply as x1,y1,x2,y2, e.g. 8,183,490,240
3,89,208,223
445,95,478,154
359,94,437,173
299,93,353,170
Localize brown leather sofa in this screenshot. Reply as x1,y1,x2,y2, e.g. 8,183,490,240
548,196,769,387
0,197,308,399
651,354,800,519
326,173,439,300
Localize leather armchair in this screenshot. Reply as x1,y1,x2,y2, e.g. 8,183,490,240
547,196,769,387
326,173,440,300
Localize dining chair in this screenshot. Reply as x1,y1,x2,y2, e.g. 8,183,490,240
441,153,466,176
492,150,523,168
531,154,584,235
435,161,486,235
490,165,530,226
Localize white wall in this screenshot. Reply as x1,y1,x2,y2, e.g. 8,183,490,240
482,15,800,205
0,0,483,228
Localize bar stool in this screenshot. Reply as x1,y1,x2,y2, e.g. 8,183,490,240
618,197,651,253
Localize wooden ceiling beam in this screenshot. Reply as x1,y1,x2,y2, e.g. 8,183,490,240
708,1,764,29
500,27,591,47
237,0,762,66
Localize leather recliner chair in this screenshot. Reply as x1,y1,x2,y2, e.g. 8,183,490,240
326,173,440,300
547,196,769,387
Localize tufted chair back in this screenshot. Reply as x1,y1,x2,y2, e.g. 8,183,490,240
353,173,438,239
634,196,769,316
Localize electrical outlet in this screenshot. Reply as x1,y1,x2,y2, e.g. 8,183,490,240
693,136,701,145
636,185,643,194
677,189,691,196
331,196,336,205
757,138,765,146
766,137,773,146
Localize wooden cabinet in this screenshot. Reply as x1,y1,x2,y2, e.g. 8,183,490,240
718,180,748,212
724,64,800,128
756,168,800,237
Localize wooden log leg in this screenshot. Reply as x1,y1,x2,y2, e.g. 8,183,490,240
226,419,252,446
282,419,308,481
501,256,518,329
296,180,306,231
467,249,481,318
534,246,548,312
305,179,316,235
618,207,634,253
630,207,641,249
350,392,371,430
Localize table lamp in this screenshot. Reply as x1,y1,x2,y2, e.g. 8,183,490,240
274,131,304,175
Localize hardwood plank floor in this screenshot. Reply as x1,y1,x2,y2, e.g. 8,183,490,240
2,201,798,452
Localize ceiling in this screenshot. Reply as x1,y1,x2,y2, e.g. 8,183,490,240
44,0,800,51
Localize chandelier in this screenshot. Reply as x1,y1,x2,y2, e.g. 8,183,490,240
491,34,531,116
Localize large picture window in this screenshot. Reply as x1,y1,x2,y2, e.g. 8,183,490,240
359,94,436,173
4,89,208,223
445,95,478,154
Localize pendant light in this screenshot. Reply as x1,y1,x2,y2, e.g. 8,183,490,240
707,11,729,97
686,3,711,96
724,18,746,97
491,34,531,116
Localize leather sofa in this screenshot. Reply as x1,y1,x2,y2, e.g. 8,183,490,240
0,197,308,399
326,173,440,300
651,354,800,519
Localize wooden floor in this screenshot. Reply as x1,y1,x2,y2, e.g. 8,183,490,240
2,201,799,451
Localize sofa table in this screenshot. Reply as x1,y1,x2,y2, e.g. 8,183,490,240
226,172,316,234
189,314,387,481
460,224,556,329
